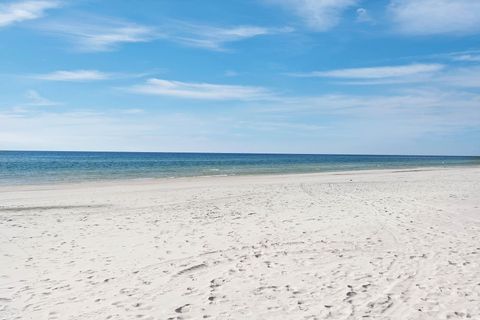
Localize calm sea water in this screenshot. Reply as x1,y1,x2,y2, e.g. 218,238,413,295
0,151,479,185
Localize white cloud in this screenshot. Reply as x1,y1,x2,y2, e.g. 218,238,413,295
25,89,58,106
39,17,156,51
389,0,480,35
130,78,272,100
0,0,60,27
162,21,293,50
289,63,444,79
452,54,480,62
34,70,110,81
267,0,357,31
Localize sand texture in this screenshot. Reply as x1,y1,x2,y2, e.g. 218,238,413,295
1,167,479,319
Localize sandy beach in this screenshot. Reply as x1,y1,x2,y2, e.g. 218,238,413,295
1,167,479,320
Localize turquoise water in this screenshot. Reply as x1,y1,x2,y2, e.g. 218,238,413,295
0,151,479,185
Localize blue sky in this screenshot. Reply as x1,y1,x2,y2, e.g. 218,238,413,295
1,0,479,155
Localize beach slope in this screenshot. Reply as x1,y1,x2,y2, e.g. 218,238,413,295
1,167,479,319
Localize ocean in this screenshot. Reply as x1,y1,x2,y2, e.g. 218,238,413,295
0,151,479,185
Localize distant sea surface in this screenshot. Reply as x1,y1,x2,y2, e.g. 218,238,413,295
1,151,479,185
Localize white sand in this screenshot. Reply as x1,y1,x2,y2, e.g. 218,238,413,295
1,167,479,320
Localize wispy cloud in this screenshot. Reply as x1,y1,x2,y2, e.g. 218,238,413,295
34,69,110,81
262,89,480,129
287,62,480,87
37,15,290,52
3,87,479,154
0,110,229,152
162,21,292,50
389,0,480,35
130,78,272,100
0,0,60,27
39,16,156,51
440,66,480,88
452,54,480,62
25,89,59,106
266,0,357,31
289,63,444,79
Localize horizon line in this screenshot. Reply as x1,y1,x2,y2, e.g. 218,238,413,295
1,149,478,158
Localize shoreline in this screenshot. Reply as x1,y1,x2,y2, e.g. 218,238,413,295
1,163,479,190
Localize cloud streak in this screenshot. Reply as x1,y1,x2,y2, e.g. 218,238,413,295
39,16,156,51
287,62,480,88
289,63,444,79
452,54,480,62
130,78,272,100
161,21,293,50
37,15,291,52
0,0,60,27
34,70,110,81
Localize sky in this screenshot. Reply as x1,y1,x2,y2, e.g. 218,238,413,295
0,0,479,155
